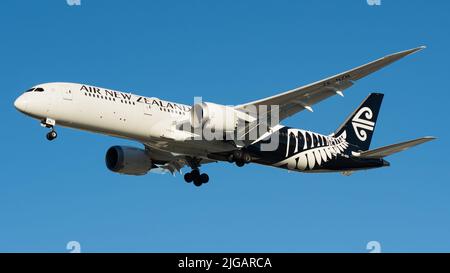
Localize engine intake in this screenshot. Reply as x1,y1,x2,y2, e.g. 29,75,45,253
105,146,152,175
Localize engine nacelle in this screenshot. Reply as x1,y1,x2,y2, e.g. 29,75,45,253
105,146,152,175
190,102,239,133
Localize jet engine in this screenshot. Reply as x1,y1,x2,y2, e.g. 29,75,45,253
105,146,152,175
190,102,239,133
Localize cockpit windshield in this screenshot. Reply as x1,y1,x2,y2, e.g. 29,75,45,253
25,87,44,93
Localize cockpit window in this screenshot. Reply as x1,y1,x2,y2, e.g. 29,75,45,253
34,87,44,92
25,88,35,92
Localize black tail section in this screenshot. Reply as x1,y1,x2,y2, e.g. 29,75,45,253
334,93,384,151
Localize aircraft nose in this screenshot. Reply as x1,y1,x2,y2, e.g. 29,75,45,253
14,95,28,112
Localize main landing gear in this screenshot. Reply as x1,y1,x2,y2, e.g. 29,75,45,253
228,150,251,167
184,157,209,187
41,118,57,141
184,169,209,187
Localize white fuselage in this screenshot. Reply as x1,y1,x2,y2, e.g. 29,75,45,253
14,82,236,158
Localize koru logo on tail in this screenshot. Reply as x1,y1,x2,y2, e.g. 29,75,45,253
352,107,375,141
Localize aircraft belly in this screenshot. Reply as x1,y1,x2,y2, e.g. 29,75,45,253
145,139,236,157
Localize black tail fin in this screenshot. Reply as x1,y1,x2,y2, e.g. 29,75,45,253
334,93,384,151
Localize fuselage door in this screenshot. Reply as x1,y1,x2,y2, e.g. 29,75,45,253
63,88,73,101
143,103,152,116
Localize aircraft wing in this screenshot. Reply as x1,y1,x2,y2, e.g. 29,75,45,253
144,144,216,174
235,46,425,122
356,137,436,159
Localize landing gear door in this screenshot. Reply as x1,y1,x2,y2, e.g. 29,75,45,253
63,88,73,101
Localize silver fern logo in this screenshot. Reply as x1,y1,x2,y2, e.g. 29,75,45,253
351,107,375,141
276,130,349,171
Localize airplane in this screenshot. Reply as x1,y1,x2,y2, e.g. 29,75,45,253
14,46,435,187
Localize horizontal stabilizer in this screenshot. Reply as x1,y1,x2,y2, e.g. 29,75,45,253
356,137,436,158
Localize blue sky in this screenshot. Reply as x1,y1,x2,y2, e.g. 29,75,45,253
0,0,449,252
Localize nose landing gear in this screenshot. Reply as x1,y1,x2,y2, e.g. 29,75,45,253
46,130,58,141
41,118,58,141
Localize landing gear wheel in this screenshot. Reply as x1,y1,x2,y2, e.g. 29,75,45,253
243,153,251,164
236,160,245,167
200,173,209,184
231,150,251,166
233,150,243,161
227,154,234,163
46,130,57,141
184,173,193,183
193,176,203,187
